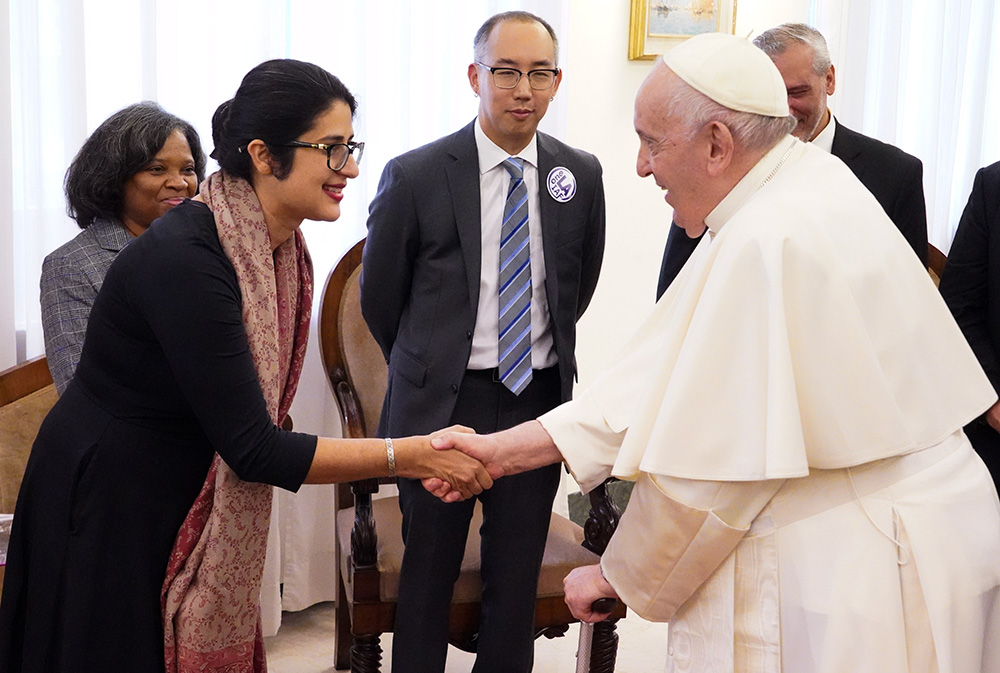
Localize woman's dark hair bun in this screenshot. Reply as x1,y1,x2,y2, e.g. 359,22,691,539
209,99,235,162
211,59,357,181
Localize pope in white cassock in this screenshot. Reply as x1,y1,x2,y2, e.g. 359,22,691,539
428,33,1000,672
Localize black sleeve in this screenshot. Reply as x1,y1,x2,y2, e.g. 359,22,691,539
361,157,421,361
940,167,1000,394
127,214,316,490
656,222,704,300
888,155,929,267
575,154,607,320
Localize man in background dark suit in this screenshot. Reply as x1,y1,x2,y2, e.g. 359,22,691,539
656,22,928,298
361,11,605,672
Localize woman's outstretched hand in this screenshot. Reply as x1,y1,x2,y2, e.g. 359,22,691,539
306,427,492,491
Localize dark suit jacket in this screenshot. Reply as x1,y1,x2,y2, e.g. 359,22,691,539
939,161,1000,481
361,120,606,436
831,121,928,265
656,121,929,298
940,162,1000,394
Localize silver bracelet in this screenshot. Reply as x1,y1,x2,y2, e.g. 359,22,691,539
385,437,396,477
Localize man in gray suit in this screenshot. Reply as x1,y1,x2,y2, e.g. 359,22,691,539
361,11,606,673
656,23,928,297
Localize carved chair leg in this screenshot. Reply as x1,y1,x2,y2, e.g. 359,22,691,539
583,481,622,556
588,619,620,673
351,633,383,673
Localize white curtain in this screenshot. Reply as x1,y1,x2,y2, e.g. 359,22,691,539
3,0,571,367
812,0,1000,251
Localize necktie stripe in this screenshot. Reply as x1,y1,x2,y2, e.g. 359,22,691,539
500,345,531,379
502,193,528,218
499,246,530,281
499,299,530,337
500,216,529,246
499,282,530,316
500,230,529,255
498,157,532,395
505,369,532,392
499,326,531,362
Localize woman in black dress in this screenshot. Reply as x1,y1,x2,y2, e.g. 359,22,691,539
0,59,491,673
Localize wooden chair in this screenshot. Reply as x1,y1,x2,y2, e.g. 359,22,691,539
319,239,626,673
0,355,58,600
0,355,56,513
928,243,947,287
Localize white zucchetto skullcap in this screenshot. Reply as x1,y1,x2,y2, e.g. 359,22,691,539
661,32,790,117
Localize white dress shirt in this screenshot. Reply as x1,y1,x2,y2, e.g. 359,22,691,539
811,112,836,153
467,118,556,370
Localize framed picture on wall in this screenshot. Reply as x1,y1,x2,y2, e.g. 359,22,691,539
628,0,738,60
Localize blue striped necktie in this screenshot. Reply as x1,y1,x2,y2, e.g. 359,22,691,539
498,157,532,395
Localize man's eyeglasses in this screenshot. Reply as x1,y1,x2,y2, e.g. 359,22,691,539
281,140,365,171
476,63,559,90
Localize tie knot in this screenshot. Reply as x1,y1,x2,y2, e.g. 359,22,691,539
502,157,524,179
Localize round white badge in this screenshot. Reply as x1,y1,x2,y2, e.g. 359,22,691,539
546,166,577,203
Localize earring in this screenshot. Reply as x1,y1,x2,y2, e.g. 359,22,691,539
549,97,554,102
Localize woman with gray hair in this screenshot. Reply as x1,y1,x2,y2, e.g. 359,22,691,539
40,101,207,393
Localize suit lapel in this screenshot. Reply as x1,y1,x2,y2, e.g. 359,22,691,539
831,120,866,180
537,132,562,321
93,218,131,253
445,121,484,315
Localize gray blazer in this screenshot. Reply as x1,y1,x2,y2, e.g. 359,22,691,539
40,218,130,394
361,120,606,436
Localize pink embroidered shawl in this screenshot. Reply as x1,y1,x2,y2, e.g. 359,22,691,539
160,172,313,673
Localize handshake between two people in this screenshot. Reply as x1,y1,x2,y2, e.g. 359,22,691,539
412,420,620,624
417,419,563,502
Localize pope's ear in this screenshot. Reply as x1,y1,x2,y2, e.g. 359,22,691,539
246,139,275,176
705,121,734,176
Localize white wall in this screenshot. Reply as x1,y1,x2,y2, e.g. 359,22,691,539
561,0,809,384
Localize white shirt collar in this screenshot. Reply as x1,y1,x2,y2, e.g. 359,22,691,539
811,112,836,153
474,118,538,172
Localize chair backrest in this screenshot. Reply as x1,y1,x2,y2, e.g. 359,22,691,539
928,243,947,287
0,355,57,513
318,238,387,440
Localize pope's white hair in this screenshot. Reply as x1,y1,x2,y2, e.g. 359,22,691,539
660,63,796,151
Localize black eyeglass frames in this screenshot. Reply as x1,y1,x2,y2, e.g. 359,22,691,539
476,63,559,90
280,140,365,171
